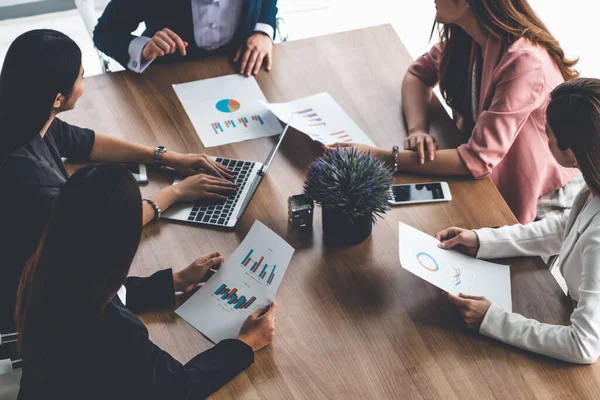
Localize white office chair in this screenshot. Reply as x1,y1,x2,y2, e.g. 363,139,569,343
0,332,21,400
276,17,289,42
74,0,112,73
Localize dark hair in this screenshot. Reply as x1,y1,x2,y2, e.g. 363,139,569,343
436,0,579,117
0,29,81,161
547,78,600,195
16,164,142,377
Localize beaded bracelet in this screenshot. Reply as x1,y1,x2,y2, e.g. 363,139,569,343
143,198,162,221
391,145,399,173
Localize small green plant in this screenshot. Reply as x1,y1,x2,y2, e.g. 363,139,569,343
303,147,393,222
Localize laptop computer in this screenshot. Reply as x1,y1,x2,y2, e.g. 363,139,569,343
162,120,292,228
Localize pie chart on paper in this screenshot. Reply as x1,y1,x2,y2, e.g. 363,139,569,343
216,99,241,113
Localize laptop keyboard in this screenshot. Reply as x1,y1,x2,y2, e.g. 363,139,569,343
187,158,255,225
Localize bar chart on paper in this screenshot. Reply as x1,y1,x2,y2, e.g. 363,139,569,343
172,75,282,147
213,283,257,310
175,220,295,342
263,92,375,146
294,108,353,143
241,249,277,285
211,115,265,134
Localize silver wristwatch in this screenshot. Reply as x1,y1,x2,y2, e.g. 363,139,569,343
154,145,167,164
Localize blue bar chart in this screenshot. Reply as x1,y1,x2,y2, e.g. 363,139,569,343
213,283,257,310
241,249,276,285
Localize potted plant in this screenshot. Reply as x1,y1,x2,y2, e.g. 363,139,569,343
303,148,392,245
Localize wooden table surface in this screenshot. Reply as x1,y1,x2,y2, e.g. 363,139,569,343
62,25,600,399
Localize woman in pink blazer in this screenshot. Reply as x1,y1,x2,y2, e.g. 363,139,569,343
332,0,582,223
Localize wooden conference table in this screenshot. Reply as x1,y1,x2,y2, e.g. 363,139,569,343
62,25,600,399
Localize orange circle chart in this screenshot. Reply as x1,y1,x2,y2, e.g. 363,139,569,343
416,252,439,272
216,99,241,113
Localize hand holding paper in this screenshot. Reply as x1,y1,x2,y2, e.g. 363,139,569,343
176,221,294,343
399,222,512,311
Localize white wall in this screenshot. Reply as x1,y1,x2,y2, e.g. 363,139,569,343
0,0,40,6
282,0,600,78
394,0,600,78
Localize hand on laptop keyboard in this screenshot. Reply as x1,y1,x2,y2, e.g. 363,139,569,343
164,153,235,180
175,173,238,202
187,158,254,225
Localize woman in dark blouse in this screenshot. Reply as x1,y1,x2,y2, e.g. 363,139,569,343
16,163,277,399
0,29,237,332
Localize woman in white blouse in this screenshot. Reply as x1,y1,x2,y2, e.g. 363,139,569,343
436,77,600,364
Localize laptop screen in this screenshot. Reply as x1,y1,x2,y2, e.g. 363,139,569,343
260,115,293,175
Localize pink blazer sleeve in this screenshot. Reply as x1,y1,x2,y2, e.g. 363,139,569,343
407,43,442,88
457,51,545,179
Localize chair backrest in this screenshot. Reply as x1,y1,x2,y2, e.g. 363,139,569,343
0,332,20,399
74,0,113,73
0,332,20,374
0,368,21,400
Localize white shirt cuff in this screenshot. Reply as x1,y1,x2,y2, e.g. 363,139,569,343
254,23,275,41
128,36,154,73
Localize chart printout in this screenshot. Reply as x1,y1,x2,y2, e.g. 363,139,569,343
173,75,282,147
176,220,295,342
263,92,375,146
398,222,512,311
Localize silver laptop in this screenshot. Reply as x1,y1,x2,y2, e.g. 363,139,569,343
162,121,292,228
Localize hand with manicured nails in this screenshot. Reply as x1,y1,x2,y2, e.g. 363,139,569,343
174,173,238,202
404,131,438,164
237,301,278,352
435,227,480,257
234,32,273,77
446,293,492,330
142,28,188,63
173,252,224,293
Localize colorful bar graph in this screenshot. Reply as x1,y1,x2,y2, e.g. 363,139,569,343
213,284,257,310
268,266,276,285
239,249,276,285
211,115,262,133
296,108,313,114
242,250,253,265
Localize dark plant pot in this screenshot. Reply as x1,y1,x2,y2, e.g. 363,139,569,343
322,207,373,246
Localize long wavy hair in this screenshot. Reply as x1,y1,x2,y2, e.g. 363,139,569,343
436,0,579,117
0,29,81,161
16,164,142,378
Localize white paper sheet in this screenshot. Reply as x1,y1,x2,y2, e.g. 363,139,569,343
262,92,375,146
398,222,512,311
176,220,295,343
173,75,282,148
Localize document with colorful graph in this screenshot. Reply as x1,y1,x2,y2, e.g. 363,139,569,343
172,75,282,147
176,220,295,342
262,92,375,146
398,222,512,311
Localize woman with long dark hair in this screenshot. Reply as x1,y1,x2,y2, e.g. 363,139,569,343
0,29,236,332
16,163,277,398
436,78,600,364
330,0,582,224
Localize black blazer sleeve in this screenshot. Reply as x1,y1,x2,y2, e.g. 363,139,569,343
124,269,176,313
93,0,149,68
258,0,278,36
105,299,255,399
125,330,254,399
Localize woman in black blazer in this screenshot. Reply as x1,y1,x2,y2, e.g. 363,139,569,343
15,163,277,400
